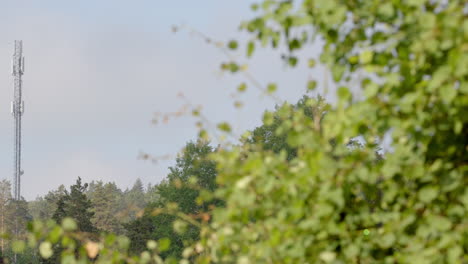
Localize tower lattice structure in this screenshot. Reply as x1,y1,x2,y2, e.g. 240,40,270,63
11,40,24,201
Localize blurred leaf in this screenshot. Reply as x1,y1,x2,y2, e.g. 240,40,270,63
307,80,317,91
12,240,25,253
247,41,255,57
39,241,53,259
308,59,316,68
237,82,247,92
62,217,77,231
158,238,171,252
227,40,238,50
267,83,277,94
217,122,232,132
359,50,373,64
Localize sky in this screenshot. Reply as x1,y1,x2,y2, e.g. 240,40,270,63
0,1,327,200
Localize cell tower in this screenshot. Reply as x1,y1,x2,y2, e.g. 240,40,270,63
11,40,25,201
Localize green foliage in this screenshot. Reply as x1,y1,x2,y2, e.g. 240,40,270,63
246,95,327,161
126,140,220,259
227,40,238,50
88,181,122,233
29,185,67,220
189,0,468,263
52,177,96,233
11,219,169,264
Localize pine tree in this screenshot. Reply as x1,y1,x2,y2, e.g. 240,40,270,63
52,177,96,233
120,179,146,222
126,140,219,257
89,181,121,233
30,185,66,220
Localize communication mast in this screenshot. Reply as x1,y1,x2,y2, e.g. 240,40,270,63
11,40,25,201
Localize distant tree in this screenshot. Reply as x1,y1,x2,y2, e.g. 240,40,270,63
88,181,122,233
246,95,327,160
144,183,159,204
127,178,146,208
0,180,33,263
29,185,66,220
126,140,219,257
119,179,146,222
52,177,96,233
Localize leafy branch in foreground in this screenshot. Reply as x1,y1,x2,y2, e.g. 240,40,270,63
190,0,468,263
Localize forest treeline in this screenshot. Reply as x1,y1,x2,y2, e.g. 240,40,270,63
30,178,151,233
0,95,322,262
0,177,152,236
0,141,216,262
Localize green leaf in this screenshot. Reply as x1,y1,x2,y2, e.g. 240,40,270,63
198,129,208,140
229,62,239,73
39,241,53,259
431,215,452,231
337,86,351,101
440,84,457,103
48,226,63,243
364,82,379,97
147,240,157,250
247,41,255,57
12,240,25,253
61,255,76,264
344,244,359,258
234,101,243,108
319,251,336,262
307,80,317,91
117,236,130,250
454,120,462,134
237,82,247,92
447,246,463,263
359,50,373,64
288,56,298,67
267,83,277,93
332,65,345,81
173,220,188,234
407,0,426,7
217,122,232,132
378,2,394,18
263,111,274,125
158,238,171,252
418,186,438,203
348,56,358,64
62,217,77,231
308,59,316,68
378,233,396,248
227,40,238,50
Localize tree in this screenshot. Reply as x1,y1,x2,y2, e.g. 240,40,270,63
119,179,146,223
126,140,219,257
88,181,122,233
52,177,96,233
29,185,66,221
246,95,328,160
189,0,468,263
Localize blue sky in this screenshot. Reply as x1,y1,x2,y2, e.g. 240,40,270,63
0,1,326,200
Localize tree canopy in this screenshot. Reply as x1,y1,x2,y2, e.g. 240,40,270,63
126,140,219,258
52,177,96,233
